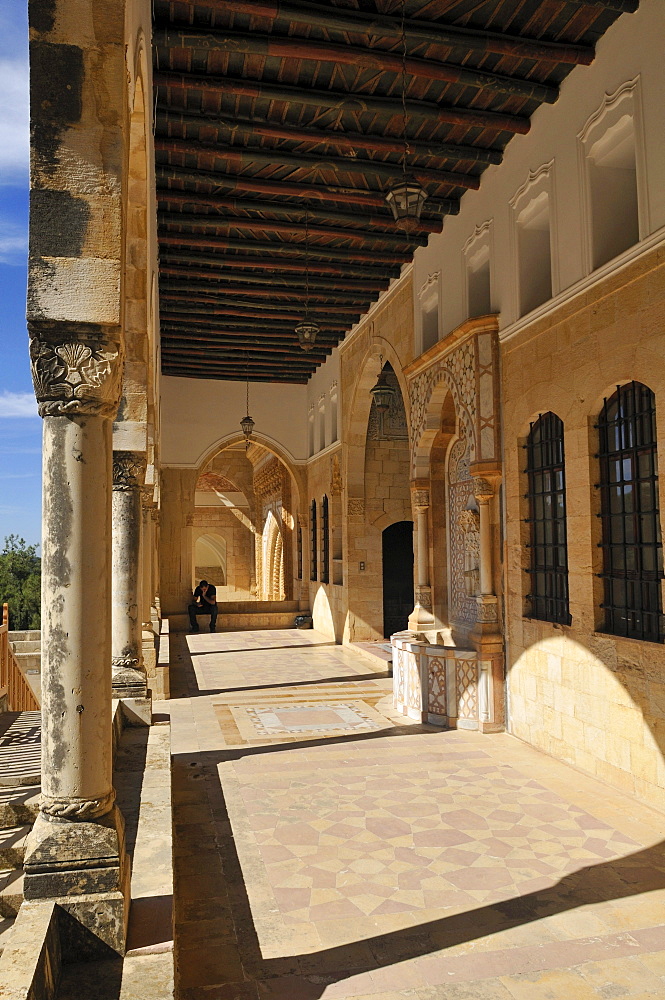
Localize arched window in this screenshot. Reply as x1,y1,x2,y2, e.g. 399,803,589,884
321,495,330,584
597,382,663,642
525,412,571,625
310,500,317,582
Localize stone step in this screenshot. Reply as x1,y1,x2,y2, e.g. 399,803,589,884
0,869,23,918
7,631,40,643
0,786,40,828
10,640,41,654
0,826,31,868
169,610,308,632
217,600,300,614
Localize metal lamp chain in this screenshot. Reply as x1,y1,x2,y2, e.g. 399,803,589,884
401,0,409,179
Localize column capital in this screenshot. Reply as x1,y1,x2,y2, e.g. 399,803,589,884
112,451,146,491
472,476,495,504
410,480,430,512
29,323,123,419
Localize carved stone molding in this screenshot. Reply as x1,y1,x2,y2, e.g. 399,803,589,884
331,455,343,497
415,585,432,610
112,452,145,491
29,329,122,418
458,509,481,598
112,654,140,670
347,497,365,521
411,488,430,512
40,788,116,821
254,458,283,498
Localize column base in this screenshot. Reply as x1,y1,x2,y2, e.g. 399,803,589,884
112,664,150,702
23,805,131,957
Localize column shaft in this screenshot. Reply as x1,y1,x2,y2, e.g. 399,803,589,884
41,414,114,812
478,498,493,596
417,508,429,589
112,453,148,700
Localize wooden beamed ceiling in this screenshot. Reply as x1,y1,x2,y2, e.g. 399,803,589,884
153,0,633,383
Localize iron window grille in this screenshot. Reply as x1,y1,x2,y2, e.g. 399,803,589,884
321,495,330,584
297,522,303,580
310,500,317,582
596,381,664,643
524,412,571,625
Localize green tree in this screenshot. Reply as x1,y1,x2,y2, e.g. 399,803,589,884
0,535,41,631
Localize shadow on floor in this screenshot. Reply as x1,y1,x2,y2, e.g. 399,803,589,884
170,633,665,999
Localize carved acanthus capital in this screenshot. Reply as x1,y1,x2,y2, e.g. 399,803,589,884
113,452,146,492
472,477,495,504
29,327,122,418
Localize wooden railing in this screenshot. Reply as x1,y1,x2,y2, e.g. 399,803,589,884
0,622,40,713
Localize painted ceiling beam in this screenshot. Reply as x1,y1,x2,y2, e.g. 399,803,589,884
158,250,398,279
155,135,478,192
161,322,340,343
172,0,595,65
159,266,389,292
158,233,407,264
156,108,503,166
156,166,462,212
161,301,360,323
160,292,362,318
158,211,428,249
154,72,530,135
156,189,446,235
160,280,378,304
154,27,559,104
160,310,348,331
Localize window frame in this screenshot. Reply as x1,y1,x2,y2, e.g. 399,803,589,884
596,381,664,644
310,499,317,582
524,411,571,626
321,495,330,585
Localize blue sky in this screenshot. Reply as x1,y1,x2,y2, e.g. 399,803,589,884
0,0,41,548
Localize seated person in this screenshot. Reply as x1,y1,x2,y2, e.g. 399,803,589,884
188,579,218,632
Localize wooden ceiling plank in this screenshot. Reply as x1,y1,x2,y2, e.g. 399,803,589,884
154,27,559,104
154,71,531,134
160,292,362,317
158,251,398,279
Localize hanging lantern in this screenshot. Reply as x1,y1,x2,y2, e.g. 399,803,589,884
295,319,319,352
385,177,428,233
370,364,396,414
385,0,428,234
240,412,255,444
240,372,254,449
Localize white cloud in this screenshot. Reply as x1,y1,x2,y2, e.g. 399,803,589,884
0,57,29,185
0,216,27,264
0,392,38,417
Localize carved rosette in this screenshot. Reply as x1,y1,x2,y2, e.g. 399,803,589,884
41,788,116,821
472,477,495,504
30,333,122,418
112,452,145,492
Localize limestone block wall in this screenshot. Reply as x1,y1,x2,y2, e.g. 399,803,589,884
503,244,665,811
160,467,197,614
192,509,255,601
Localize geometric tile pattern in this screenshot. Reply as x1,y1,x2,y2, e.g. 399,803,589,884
456,658,478,720
244,703,384,737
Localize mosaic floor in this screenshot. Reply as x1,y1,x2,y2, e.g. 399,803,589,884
170,628,665,1000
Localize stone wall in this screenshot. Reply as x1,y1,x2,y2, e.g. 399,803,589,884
503,242,665,811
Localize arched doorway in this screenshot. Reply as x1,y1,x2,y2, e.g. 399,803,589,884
382,521,414,637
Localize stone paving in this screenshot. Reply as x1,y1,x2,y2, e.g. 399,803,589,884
171,628,665,1000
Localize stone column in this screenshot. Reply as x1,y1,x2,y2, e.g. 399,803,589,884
408,481,435,630
23,329,130,954
111,452,150,714
472,477,499,628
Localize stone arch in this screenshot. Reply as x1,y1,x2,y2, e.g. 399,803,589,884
410,359,477,480
196,432,305,516
345,337,412,503
262,511,284,600
194,532,227,587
